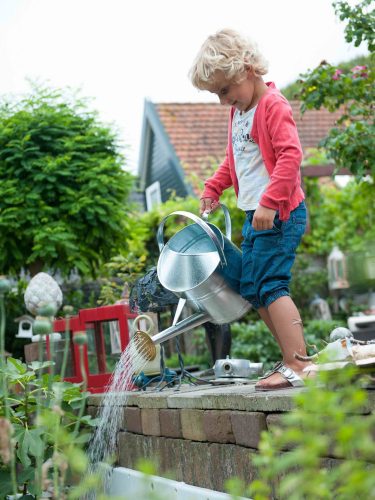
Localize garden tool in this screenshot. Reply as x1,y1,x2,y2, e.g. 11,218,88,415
134,205,251,361
213,355,263,384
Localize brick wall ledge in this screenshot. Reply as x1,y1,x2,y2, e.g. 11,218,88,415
87,383,375,494
87,381,375,412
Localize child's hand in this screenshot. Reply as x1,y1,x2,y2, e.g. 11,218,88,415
252,206,276,230
200,197,220,215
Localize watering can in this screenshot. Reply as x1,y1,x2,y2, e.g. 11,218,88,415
134,205,251,361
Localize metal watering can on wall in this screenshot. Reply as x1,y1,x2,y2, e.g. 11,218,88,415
134,205,251,361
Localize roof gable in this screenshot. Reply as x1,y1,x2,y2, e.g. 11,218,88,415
155,101,342,179
138,100,343,199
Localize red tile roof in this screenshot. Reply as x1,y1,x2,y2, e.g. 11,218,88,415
155,101,342,184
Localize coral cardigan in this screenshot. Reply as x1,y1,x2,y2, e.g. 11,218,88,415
202,82,305,221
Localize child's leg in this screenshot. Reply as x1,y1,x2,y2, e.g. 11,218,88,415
258,307,279,343
256,296,312,389
268,296,306,363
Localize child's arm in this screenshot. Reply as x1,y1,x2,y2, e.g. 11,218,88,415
201,146,233,212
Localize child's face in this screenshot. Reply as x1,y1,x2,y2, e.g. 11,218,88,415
207,69,258,112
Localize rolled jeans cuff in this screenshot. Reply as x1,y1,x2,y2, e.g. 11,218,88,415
264,289,290,308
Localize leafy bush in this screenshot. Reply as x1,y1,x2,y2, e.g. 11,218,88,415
290,254,329,317
0,83,134,278
296,0,374,179
302,178,375,255
0,282,99,498
248,366,375,499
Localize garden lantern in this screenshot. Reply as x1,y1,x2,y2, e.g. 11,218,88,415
327,246,349,291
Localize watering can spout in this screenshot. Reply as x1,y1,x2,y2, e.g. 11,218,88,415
132,311,210,361
151,311,210,346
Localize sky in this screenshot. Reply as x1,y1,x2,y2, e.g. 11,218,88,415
0,0,368,173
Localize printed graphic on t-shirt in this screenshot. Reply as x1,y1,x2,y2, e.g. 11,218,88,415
233,116,256,155
232,107,270,211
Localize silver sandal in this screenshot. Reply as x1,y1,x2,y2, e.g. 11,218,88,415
255,361,304,391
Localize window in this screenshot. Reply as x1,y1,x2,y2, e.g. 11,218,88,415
145,181,162,211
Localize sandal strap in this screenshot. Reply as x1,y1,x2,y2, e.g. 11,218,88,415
259,361,304,387
276,364,304,387
259,361,284,380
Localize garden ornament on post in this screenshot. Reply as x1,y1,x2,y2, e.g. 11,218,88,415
24,272,63,317
327,246,349,313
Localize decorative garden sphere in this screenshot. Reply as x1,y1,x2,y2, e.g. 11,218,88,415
329,327,354,342
24,272,63,316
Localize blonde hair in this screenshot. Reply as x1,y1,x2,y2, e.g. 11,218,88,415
189,28,269,90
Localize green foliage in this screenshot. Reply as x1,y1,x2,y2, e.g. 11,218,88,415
248,366,375,499
165,326,211,369
0,83,135,278
0,286,99,498
230,320,279,368
289,254,329,316
302,178,375,255
334,0,374,51
0,357,98,497
98,253,148,306
281,54,371,100
295,0,374,179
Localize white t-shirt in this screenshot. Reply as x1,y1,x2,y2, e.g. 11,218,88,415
232,106,269,211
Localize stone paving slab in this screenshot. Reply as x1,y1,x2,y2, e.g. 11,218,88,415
87,383,375,413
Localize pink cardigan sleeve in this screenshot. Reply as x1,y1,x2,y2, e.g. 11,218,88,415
201,145,233,200
259,98,303,210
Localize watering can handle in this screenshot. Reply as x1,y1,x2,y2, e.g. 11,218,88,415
133,314,154,335
156,210,227,266
213,204,232,240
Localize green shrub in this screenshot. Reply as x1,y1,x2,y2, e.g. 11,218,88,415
248,366,375,499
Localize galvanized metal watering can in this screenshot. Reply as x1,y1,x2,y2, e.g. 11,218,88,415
134,206,251,361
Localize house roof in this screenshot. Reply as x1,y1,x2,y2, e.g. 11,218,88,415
154,101,343,183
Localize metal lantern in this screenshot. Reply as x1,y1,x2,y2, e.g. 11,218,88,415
327,246,349,290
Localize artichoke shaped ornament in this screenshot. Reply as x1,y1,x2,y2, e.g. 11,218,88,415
24,272,63,316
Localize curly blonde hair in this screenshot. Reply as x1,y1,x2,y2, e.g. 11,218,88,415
189,28,269,90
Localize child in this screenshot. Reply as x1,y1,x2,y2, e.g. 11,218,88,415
189,28,314,390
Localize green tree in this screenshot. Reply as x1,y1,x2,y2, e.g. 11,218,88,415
0,83,135,277
296,0,374,178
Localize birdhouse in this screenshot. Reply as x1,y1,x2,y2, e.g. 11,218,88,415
327,246,350,290
14,314,34,339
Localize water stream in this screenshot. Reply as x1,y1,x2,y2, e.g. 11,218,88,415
85,335,151,497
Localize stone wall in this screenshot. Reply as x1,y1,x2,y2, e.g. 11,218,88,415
87,383,375,493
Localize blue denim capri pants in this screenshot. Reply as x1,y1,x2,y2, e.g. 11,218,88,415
240,201,307,309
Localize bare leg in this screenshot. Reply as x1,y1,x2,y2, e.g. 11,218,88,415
258,307,280,345
256,296,313,389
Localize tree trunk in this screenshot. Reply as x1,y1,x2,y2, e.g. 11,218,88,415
28,259,44,277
